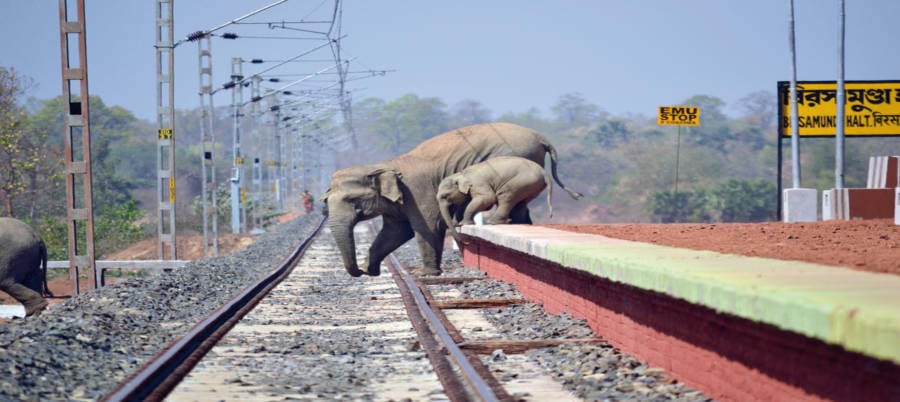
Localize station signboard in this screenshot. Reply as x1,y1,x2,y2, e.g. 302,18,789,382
778,80,900,137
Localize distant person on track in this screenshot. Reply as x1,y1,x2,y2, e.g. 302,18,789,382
301,190,314,214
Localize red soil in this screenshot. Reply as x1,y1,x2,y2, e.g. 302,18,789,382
544,218,900,276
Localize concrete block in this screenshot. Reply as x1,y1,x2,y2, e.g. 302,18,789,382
823,188,895,220
867,155,899,188
896,187,900,225
783,188,817,223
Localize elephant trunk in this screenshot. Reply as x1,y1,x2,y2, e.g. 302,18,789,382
327,218,364,277
439,199,462,243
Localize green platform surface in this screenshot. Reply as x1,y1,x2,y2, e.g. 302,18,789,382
460,225,900,365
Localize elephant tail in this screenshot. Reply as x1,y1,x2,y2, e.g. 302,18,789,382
546,172,554,218
40,240,53,298
543,140,583,200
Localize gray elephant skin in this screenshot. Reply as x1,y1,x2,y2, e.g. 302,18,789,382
323,122,582,277
437,156,553,241
0,217,51,317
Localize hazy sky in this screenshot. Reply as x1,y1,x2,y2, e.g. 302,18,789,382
2,1,899,121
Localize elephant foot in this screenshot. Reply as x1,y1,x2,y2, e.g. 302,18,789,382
345,266,365,277
409,267,442,277
363,265,381,276
25,299,49,317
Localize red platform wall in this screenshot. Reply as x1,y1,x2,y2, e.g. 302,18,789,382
461,239,900,402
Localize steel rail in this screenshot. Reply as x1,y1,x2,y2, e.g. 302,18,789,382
101,217,326,402
385,252,500,402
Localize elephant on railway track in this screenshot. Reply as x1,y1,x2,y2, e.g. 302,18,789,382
437,156,552,242
0,217,52,317
322,122,582,277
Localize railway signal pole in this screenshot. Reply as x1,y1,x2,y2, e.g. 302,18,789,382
57,0,96,294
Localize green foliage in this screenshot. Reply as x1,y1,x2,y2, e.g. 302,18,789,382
36,216,68,260
589,118,630,146
34,201,149,260
710,179,777,222
648,190,712,223
353,94,450,155
93,200,149,257
551,92,605,130
8,59,899,232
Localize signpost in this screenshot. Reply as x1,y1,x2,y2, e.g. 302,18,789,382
658,106,700,221
658,106,700,193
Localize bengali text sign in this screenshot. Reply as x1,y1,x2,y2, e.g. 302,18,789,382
778,81,900,137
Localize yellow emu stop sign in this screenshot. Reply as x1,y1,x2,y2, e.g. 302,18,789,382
658,106,700,126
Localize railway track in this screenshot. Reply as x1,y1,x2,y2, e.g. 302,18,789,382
104,220,595,401
1,214,708,401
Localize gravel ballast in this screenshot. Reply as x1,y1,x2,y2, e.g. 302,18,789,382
0,214,710,401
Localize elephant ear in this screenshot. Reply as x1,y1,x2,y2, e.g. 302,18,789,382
368,169,403,204
457,176,472,195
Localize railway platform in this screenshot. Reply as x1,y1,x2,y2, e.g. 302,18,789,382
459,224,900,402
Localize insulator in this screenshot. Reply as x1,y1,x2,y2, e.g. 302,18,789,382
186,30,206,42
250,96,262,103
270,105,281,111
222,81,236,89
250,59,264,64
222,33,238,39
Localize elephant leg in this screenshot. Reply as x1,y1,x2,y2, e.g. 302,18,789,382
508,202,533,224
365,218,414,276
461,197,493,225
486,199,515,224
0,281,47,317
411,229,444,276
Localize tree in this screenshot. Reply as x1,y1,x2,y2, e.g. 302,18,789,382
589,118,630,146
497,107,552,133
551,92,603,129
711,179,777,222
737,90,777,131
450,99,492,127
370,94,449,155
0,67,50,218
680,94,734,151
648,189,712,223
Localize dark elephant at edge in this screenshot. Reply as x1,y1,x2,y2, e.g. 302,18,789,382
0,217,52,317
322,122,582,277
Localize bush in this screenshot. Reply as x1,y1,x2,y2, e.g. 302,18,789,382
648,190,712,223
711,179,777,222
37,199,149,260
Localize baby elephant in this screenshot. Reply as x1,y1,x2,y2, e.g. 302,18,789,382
437,156,552,239
0,217,51,317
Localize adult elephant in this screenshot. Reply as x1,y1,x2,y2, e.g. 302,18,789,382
323,122,582,277
0,217,51,317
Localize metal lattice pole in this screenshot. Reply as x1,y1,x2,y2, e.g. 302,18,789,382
198,34,218,257
156,0,177,259
58,0,96,294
